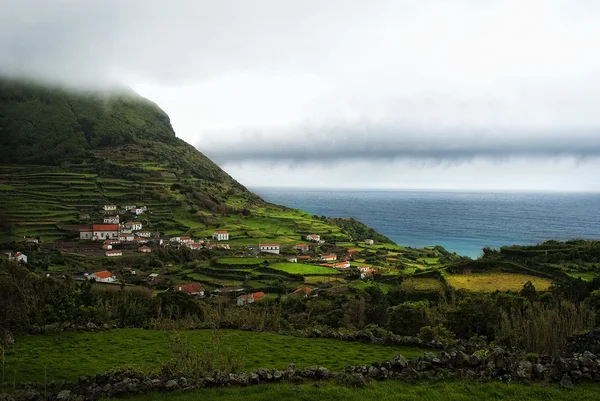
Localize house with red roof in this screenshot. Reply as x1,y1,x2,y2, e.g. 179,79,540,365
173,283,205,297
7,252,27,263
103,215,120,224
295,244,310,252
89,270,115,283
212,230,229,241
320,254,337,262
105,250,122,257
291,287,314,297
297,255,311,260
331,261,351,269
23,237,39,244
237,291,267,306
139,245,151,253
306,234,320,242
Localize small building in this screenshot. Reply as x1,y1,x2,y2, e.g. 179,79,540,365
179,236,193,244
295,244,310,252
287,257,298,263
103,205,117,211
103,215,119,224
347,249,357,256
260,244,280,254
105,250,122,257
93,224,120,240
237,291,267,306
331,261,351,269
133,237,148,244
131,208,145,215
89,270,115,282
123,221,143,231
212,230,229,241
291,287,314,297
360,268,375,279
23,237,39,244
205,243,230,250
122,205,137,211
364,239,374,245
7,252,27,263
320,254,337,262
187,242,203,250
119,234,135,242
79,213,90,220
306,234,320,242
136,231,152,238
149,273,159,280
102,243,113,250
297,255,311,261
79,227,93,240
105,239,121,245
173,283,205,297
139,245,151,253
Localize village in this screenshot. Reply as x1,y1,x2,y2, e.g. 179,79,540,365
5,203,382,307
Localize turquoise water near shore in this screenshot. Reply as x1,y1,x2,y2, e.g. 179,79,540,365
252,189,600,258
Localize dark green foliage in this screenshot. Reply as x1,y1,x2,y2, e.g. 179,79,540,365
328,217,394,244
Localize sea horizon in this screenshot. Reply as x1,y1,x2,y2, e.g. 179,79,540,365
252,187,600,258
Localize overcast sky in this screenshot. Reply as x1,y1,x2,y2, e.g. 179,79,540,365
2,0,599,191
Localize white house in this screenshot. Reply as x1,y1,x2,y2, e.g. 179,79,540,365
259,244,280,254
359,267,375,279
306,234,320,242
102,243,112,250
105,250,122,257
23,237,39,244
80,224,119,240
131,207,146,215
122,205,137,211
89,270,115,282
212,230,229,241
123,221,143,231
103,215,119,224
179,236,193,244
79,227,93,240
136,231,152,238
173,283,205,297
295,244,310,252
119,234,135,242
364,239,374,245
331,261,351,269
139,245,152,253
103,205,117,211
287,257,298,263
149,273,159,280
320,254,337,261
7,252,27,263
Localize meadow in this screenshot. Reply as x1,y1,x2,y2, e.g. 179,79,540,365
3,329,425,384
114,380,600,401
268,262,340,275
445,273,553,292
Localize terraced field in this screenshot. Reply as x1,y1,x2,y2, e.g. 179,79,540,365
446,273,553,292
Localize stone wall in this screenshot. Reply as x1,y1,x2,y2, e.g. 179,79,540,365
3,346,600,400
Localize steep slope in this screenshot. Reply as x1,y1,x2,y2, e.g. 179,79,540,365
0,77,392,245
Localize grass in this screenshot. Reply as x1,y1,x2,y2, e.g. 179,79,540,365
445,273,553,292
4,329,425,384
400,278,444,292
269,263,339,275
111,380,600,401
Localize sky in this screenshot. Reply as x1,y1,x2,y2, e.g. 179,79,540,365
1,0,600,191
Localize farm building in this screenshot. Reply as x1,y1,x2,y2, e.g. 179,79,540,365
105,250,122,257
23,237,39,244
306,234,320,242
173,283,205,297
133,237,148,244
105,239,121,245
212,230,229,241
297,255,311,261
132,208,144,215
187,242,203,250
7,252,27,263
295,244,310,252
139,246,151,253
364,239,374,245
119,234,135,242
122,205,137,211
287,257,298,263
103,205,117,211
103,215,119,224
237,292,267,306
136,231,152,238
205,243,230,249
89,270,115,282
291,287,314,297
260,244,280,254
179,236,193,244
320,254,337,261
360,268,375,279
102,243,112,250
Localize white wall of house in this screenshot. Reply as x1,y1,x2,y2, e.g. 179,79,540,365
94,230,119,239
260,245,280,254
80,231,93,240
213,232,229,241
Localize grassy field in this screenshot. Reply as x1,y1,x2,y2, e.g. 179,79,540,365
219,258,267,265
400,278,444,292
269,263,339,275
446,273,553,292
112,380,600,401
4,329,425,384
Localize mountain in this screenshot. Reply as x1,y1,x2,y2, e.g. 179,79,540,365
0,77,393,245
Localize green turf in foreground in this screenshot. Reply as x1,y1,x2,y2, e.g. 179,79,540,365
5,329,425,384
109,380,600,401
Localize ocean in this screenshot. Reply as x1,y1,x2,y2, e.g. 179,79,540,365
252,189,600,258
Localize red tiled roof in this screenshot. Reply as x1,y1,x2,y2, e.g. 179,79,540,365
79,227,93,232
241,292,267,302
297,255,311,260
92,270,112,279
174,283,205,294
92,224,119,231
139,246,150,251
215,230,228,234
348,249,357,253
292,287,313,295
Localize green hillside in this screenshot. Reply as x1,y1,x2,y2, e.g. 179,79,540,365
0,77,392,244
